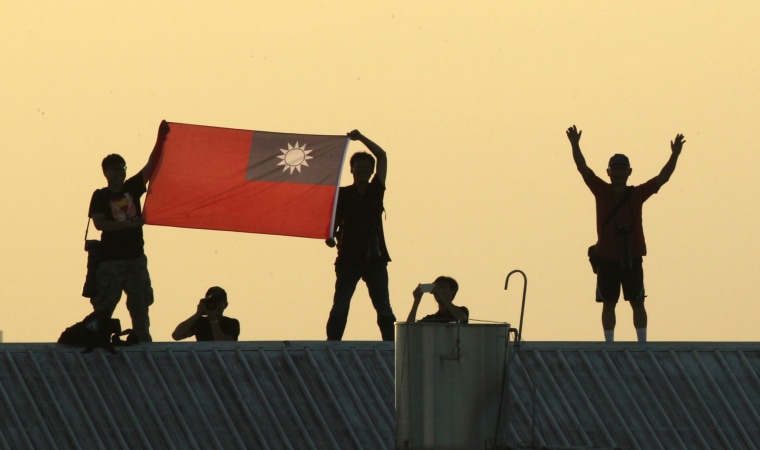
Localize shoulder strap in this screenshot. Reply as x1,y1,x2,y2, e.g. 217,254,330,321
85,189,100,243
601,187,633,230
85,218,92,242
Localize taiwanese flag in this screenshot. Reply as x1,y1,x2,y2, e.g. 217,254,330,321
143,122,349,239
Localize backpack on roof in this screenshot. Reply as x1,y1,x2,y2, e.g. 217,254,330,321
58,310,138,353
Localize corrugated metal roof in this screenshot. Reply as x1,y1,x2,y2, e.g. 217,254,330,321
502,342,760,450
0,341,394,450
0,341,758,450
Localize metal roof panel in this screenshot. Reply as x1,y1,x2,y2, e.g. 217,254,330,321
0,341,758,449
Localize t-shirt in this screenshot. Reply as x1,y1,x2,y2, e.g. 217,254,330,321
583,170,660,261
334,177,391,265
88,174,146,261
190,316,240,341
420,306,469,324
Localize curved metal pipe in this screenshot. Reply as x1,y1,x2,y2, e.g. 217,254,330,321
504,269,527,345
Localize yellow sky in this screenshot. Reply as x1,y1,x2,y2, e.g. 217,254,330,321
3,2,759,343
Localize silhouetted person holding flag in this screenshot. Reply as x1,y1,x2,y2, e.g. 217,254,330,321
566,124,685,343
88,121,169,342
325,130,396,341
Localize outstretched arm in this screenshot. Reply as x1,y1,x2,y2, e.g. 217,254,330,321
566,125,592,178
141,120,170,183
657,133,685,186
349,129,387,185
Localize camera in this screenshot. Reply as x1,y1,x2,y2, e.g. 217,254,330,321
418,283,435,293
200,286,227,312
201,295,221,311
85,239,101,252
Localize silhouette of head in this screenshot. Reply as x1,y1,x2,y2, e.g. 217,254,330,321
434,276,459,298
204,286,228,311
102,154,126,171
350,152,375,170
608,153,630,168
350,152,375,183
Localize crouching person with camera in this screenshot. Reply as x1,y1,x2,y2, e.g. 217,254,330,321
172,287,240,341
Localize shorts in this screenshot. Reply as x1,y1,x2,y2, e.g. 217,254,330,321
595,257,645,303
91,255,154,341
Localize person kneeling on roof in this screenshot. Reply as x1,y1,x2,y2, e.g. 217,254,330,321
172,286,240,341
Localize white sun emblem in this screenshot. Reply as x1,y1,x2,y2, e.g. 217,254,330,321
277,142,313,174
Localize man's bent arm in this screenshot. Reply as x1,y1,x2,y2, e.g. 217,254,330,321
439,296,468,322
407,291,423,322
351,130,387,185
172,313,200,341
91,213,144,232
209,320,235,341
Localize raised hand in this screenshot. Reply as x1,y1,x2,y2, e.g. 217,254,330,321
347,129,362,140
157,120,170,139
671,133,685,154
566,125,582,145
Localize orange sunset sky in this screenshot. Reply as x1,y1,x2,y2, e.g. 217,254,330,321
2,2,759,343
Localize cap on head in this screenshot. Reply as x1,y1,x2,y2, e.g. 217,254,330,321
205,286,227,303
608,153,630,168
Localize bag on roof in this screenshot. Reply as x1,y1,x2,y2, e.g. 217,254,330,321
58,310,138,353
